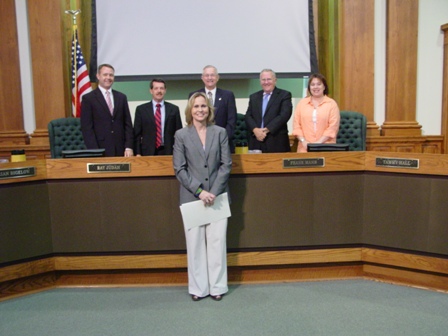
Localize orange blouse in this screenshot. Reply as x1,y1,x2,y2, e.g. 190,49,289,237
292,96,340,153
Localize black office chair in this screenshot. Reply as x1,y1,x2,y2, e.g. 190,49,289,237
48,117,86,158
337,111,367,151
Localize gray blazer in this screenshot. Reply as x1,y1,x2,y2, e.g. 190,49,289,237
173,125,232,205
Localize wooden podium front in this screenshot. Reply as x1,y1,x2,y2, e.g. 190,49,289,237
1,152,448,299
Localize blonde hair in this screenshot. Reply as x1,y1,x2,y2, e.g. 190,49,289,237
185,92,215,126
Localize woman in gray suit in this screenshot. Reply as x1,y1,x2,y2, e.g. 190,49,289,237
173,92,232,301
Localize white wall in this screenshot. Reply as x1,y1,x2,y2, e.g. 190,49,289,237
15,1,448,136
416,0,448,135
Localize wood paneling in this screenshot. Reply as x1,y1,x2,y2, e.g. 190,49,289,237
364,151,448,176
0,258,54,283
43,152,366,179
383,0,421,135
0,133,443,161
363,265,448,292
0,0,28,145
52,248,362,271
339,0,376,129
2,248,447,300
367,135,443,153
27,0,68,145
0,159,47,185
362,248,448,275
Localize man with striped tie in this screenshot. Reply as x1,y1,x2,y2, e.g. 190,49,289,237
134,79,182,156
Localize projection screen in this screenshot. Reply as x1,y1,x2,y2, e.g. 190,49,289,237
92,0,317,79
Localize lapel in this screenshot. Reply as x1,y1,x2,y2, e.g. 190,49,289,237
110,90,118,116
214,88,222,112
187,126,206,161
264,87,279,115
95,89,112,117
187,125,216,161
147,102,155,123
204,125,216,160
163,103,172,131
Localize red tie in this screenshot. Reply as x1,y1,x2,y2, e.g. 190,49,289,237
155,103,162,148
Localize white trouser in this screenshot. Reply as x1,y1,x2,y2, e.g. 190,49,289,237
185,218,228,297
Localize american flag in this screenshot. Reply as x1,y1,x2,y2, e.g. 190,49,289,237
71,30,92,117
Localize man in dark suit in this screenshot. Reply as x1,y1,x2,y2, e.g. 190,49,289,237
189,65,237,152
245,69,293,153
133,79,182,156
81,64,134,157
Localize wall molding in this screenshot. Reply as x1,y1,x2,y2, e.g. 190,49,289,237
2,247,447,300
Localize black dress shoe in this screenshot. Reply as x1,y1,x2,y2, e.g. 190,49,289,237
211,294,223,301
191,295,203,301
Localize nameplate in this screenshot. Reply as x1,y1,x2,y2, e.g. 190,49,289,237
0,166,36,179
283,158,325,168
375,157,419,169
87,163,131,173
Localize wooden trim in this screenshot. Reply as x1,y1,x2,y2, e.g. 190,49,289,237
0,258,54,282
4,150,448,185
366,135,443,153
0,159,47,185
363,265,448,292
42,152,366,180
364,151,448,176
2,248,447,297
362,248,448,275
1,133,442,161
53,248,362,271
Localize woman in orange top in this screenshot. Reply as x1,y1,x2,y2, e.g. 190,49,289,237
292,74,340,153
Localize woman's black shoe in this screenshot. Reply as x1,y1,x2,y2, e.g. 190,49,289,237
211,294,223,301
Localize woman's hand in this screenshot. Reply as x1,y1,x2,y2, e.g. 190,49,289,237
199,190,216,206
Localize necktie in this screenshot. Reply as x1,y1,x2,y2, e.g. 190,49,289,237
105,91,113,115
261,93,270,128
208,91,213,106
155,103,162,148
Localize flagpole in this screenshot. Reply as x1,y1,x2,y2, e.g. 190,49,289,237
65,9,81,117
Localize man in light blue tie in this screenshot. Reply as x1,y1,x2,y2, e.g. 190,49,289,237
245,69,293,153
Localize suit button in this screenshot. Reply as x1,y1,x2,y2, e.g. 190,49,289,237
205,178,208,181
204,165,208,168
111,131,114,134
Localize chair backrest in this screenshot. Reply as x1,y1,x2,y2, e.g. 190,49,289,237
336,111,367,151
233,113,248,147
48,117,86,158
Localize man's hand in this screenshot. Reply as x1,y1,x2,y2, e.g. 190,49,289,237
253,128,267,142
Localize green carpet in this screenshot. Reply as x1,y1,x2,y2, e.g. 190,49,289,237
1,279,447,335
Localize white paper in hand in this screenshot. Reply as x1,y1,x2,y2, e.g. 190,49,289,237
180,192,231,230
